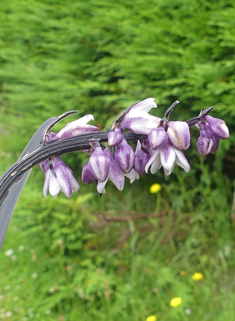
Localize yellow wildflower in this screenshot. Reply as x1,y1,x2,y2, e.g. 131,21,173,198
170,297,182,307
180,271,186,276
146,316,157,321
191,272,204,281
150,183,162,194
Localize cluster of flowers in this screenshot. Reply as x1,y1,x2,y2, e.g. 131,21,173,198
40,98,229,197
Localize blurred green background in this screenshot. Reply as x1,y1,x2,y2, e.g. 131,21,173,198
0,0,235,320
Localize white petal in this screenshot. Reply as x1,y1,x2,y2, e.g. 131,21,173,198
132,98,157,112
124,169,140,183
145,149,160,173
160,144,176,170
49,172,61,197
97,179,108,194
175,149,190,172
150,152,162,174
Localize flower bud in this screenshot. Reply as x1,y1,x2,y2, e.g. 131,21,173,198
115,139,135,173
196,135,213,156
81,163,96,184
205,115,229,139
148,127,168,149
167,121,190,150
107,128,123,147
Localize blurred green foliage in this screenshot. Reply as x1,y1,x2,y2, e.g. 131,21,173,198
0,0,235,320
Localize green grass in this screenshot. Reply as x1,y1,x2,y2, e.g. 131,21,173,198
0,161,234,321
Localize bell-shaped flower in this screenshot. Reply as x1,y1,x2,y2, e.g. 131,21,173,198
40,157,80,197
120,98,161,134
205,115,229,139
197,134,214,156
81,163,96,184
88,146,111,182
134,141,151,175
167,121,190,150
97,148,125,194
148,127,168,150
107,127,123,147
57,114,99,139
115,139,135,173
145,142,190,176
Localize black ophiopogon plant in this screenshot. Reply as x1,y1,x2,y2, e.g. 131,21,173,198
0,98,229,249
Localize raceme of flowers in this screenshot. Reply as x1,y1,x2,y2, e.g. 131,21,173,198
39,98,229,197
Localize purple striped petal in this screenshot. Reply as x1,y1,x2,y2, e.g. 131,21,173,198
57,114,99,139
205,115,229,139
167,121,190,150
197,135,213,156
148,127,168,149
88,147,111,182
115,139,135,173
107,128,123,147
210,135,220,154
82,163,96,184
134,150,151,175
160,143,176,170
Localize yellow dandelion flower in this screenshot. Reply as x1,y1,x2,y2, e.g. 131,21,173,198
170,297,182,307
146,316,157,321
150,183,162,194
180,271,186,276
191,272,204,281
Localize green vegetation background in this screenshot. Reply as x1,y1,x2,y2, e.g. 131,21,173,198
0,0,235,320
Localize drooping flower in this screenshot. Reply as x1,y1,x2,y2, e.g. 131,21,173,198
170,297,182,307
167,121,190,150
134,141,151,175
115,139,135,173
120,98,160,134
148,126,168,150
57,114,99,139
88,146,111,182
96,148,125,194
40,157,80,197
145,142,190,176
196,116,229,156
81,163,96,185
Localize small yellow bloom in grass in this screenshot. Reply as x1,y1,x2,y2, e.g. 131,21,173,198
180,271,186,276
146,316,157,321
170,297,182,307
150,183,162,194
191,272,204,281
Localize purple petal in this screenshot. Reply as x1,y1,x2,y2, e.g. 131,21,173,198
82,163,96,184
197,135,213,156
160,143,176,170
115,139,135,173
40,159,49,173
88,147,111,182
134,150,151,175
175,149,190,172
148,127,168,149
205,115,229,139
210,135,220,154
167,121,190,150
43,171,50,198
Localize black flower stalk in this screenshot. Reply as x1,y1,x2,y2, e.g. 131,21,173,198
0,98,229,249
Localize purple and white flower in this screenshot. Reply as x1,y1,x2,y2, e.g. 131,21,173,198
145,142,190,176
107,127,123,147
120,98,160,134
40,157,80,197
57,114,99,139
196,116,229,156
115,139,135,173
88,146,111,182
